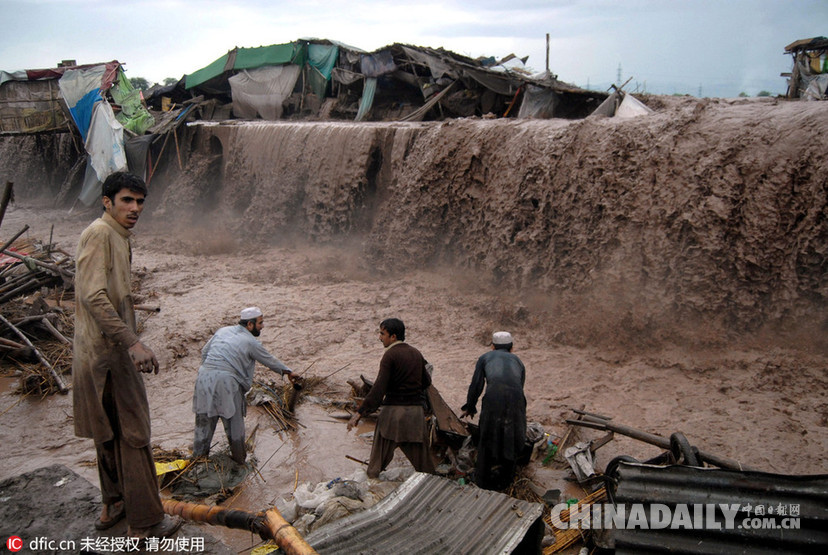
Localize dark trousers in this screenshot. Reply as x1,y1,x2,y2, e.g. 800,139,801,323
367,434,436,478
192,412,246,464
97,373,164,528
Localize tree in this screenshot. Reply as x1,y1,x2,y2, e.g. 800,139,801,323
129,77,150,91
163,77,179,86
757,90,771,97
738,91,749,97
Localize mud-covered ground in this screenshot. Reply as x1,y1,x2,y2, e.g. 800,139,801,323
0,95,826,552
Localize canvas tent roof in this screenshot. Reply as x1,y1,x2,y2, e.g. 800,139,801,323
185,42,306,90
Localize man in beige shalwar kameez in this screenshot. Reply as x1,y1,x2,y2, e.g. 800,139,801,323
73,172,181,538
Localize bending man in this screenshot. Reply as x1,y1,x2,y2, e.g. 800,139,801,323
192,307,297,464
460,331,527,490
347,318,435,478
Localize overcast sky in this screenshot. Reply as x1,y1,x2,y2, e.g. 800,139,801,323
2,0,826,97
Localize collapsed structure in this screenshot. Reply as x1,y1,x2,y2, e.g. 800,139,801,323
0,38,610,208
150,39,607,122
784,36,828,100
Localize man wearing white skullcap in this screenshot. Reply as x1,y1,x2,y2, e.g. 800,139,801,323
460,331,527,490
192,307,297,464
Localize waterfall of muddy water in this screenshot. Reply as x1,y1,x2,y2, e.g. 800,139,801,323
0,97,827,551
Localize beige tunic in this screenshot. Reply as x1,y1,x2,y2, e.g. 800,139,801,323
72,212,150,447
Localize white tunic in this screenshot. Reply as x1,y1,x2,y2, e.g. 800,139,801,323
192,325,292,418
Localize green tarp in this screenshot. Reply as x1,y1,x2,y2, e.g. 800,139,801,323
308,44,338,98
185,42,306,90
110,69,154,135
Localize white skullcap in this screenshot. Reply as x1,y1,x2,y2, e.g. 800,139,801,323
240,306,263,320
492,331,513,345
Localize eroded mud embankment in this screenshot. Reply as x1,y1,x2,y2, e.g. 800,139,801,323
2,98,826,347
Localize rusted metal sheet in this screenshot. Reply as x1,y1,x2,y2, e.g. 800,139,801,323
606,463,828,554
304,472,544,554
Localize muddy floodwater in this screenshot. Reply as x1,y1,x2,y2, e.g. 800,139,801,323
1,95,827,552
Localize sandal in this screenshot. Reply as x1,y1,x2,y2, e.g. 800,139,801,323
94,502,126,530
128,515,183,539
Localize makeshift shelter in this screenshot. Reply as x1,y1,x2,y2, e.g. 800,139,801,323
590,89,653,118
0,63,76,134
55,61,157,206
183,39,607,123
784,36,828,100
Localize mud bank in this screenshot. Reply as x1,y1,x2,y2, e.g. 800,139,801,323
2,97,827,349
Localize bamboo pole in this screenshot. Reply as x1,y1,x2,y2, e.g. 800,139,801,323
264,507,318,555
161,499,318,554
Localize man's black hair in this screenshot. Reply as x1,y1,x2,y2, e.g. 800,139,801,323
239,318,257,327
102,172,148,202
494,343,513,351
380,318,405,341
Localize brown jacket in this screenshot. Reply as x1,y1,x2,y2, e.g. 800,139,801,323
72,212,150,447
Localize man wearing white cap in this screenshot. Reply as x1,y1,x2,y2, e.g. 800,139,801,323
460,331,527,490
192,306,297,464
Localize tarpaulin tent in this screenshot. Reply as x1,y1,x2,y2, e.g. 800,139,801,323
185,42,306,92
229,65,302,120
58,64,128,206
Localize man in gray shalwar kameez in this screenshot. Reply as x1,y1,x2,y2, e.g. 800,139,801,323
192,306,297,464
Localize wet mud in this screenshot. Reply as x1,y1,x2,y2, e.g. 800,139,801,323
1,95,827,552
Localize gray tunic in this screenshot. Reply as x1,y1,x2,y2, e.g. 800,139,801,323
192,324,292,418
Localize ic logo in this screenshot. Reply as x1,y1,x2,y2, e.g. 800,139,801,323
7,536,23,552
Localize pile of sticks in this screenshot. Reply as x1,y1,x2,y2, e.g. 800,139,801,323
251,375,329,431
0,221,76,395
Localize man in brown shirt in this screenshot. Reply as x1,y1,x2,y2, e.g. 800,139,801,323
73,172,180,538
347,318,435,478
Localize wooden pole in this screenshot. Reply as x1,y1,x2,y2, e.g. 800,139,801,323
0,182,13,229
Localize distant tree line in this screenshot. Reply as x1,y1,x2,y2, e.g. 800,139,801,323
128,77,179,91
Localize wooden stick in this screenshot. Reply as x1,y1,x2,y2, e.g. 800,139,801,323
134,304,161,313
319,362,351,380
0,314,68,394
0,276,56,304
0,224,29,255
345,455,368,466
173,126,183,170
38,317,72,346
298,360,317,377
0,337,27,349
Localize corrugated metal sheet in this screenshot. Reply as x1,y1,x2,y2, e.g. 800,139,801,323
608,463,828,554
304,472,544,554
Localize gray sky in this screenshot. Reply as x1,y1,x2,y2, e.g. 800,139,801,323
2,0,825,97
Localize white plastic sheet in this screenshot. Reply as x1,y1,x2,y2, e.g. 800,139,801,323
229,65,302,120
